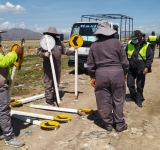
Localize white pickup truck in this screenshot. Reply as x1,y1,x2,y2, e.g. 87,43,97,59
68,14,133,70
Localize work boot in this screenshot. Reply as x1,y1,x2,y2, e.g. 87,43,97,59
116,123,128,132
106,125,113,132
5,137,25,147
125,97,135,102
136,102,143,108
45,100,55,106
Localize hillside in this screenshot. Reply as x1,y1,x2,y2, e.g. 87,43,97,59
0,27,153,41
1,28,43,40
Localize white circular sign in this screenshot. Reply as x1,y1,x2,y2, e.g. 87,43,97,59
40,35,55,50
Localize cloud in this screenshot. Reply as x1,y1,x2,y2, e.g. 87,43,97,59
33,25,48,33
57,28,71,34
33,25,71,35
134,25,160,33
0,18,3,21
0,21,25,29
122,24,160,34
0,2,26,13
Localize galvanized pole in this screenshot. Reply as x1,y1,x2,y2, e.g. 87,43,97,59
75,49,78,100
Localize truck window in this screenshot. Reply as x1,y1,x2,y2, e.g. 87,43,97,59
70,23,98,47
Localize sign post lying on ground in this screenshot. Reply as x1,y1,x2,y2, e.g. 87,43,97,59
10,93,45,107
69,34,84,100
11,110,71,122
11,114,60,130
30,104,93,116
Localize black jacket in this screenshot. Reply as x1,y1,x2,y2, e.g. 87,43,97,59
125,39,153,74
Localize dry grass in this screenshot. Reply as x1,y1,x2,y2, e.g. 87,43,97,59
1,40,73,96
2,40,40,56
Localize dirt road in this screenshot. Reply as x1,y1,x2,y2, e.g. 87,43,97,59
0,50,160,150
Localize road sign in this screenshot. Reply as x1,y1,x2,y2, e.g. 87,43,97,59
69,34,84,49
40,35,55,50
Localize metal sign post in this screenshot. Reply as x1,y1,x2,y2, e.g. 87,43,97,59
30,104,93,116
69,34,84,100
75,48,78,99
10,93,45,107
40,35,61,105
11,114,60,130
11,110,71,122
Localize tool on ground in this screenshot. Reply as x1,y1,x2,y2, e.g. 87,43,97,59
40,35,61,106
11,114,60,130
29,104,93,116
10,93,45,107
11,110,71,122
9,38,25,96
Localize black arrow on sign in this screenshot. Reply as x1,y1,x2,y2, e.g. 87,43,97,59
72,36,78,46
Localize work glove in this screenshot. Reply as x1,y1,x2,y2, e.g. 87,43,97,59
70,50,76,55
44,52,50,57
15,46,24,54
90,78,95,87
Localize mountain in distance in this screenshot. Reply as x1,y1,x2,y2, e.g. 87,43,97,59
0,28,155,40
1,28,43,40
1,28,70,40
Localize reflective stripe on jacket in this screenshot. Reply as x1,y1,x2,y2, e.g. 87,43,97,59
127,40,149,60
148,35,157,42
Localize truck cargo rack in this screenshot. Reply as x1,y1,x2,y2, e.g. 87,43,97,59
81,14,133,42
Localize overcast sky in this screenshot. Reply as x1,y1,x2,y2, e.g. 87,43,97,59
0,0,160,35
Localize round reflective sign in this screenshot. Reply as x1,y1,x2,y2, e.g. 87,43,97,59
40,35,55,50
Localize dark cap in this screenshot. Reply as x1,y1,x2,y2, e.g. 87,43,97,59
131,30,142,39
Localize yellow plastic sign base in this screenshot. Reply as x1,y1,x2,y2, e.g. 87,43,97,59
54,114,71,122
10,99,23,107
40,120,60,130
77,108,93,116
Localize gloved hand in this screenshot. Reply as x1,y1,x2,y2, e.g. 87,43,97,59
44,52,50,57
90,78,95,87
70,50,75,55
15,46,24,54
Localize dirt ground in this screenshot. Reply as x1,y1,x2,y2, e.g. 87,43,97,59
1,49,160,150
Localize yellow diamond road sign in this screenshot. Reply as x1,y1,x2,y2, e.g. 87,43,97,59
69,34,84,49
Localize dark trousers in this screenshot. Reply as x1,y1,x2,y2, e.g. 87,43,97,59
127,71,145,104
95,69,126,130
151,45,156,58
0,87,15,140
43,73,55,103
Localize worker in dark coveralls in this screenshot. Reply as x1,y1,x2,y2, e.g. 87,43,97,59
126,30,153,107
147,31,158,58
87,20,129,132
37,26,75,105
0,38,25,147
